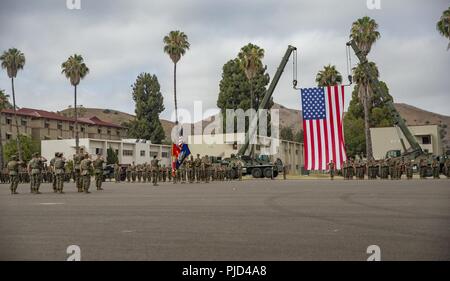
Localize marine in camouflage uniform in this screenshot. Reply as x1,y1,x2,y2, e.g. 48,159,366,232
126,164,132,182
194,154,201,183
203,155,211,183
73,149,84,192
114,162,121,183
186,156,194,183
50,153,58,192
151,156,159,186
237,161,243,181
130,162,136,182
7,155,21,194
54,152,66,193
328,160,335,180
431,159,440,179
162,165,167,182
142,163,147,183
93,154,104,190
28,153,46,194
444,158,450,179
405,159,413,180
419,159,427,179
80,153,92,193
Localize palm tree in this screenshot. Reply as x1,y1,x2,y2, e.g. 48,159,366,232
350,16,381,160
238,43,265,157
315,65,343,87
0,48,26,161
61,54,89,153
163,30,190,125
352,62,379,159
437,6,450,50
0,89,13,168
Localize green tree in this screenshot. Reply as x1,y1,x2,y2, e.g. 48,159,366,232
280,126,294,141
163,30,190,125
294,130,303,143
217,56,271,133
3,135,39,163
437,6,450,50
126,73,165,143
350,16,381,160
315,65,342,87
344,81,393,158
0,89,13,168
61,54,89,153
106,147,119,165
1,48,26,161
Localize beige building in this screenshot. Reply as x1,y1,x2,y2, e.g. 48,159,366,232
41,138,171,167
0,108,126,144
370,125,442,159
186,133,304,174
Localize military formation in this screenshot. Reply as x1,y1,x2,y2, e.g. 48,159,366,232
4,149,106,195
330,157,450,180
118,154,242,186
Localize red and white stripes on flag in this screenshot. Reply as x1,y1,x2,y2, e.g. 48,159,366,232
300,85,347,170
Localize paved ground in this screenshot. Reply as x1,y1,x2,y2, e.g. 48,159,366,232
0,179,449,261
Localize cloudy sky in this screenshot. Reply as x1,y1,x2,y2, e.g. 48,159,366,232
0,0,449,122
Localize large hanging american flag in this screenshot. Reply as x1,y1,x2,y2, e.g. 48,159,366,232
300,85,347,170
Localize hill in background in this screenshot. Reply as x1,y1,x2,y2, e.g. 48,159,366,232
60,102,449,150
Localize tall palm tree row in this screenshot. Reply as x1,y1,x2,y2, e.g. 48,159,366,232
436,6,450,50
315,64,343,87
163,30,190,126
0,48,26,161
350,16,381,160
238,43,265,157
61,54,89,153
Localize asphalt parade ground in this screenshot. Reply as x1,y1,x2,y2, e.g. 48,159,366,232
0,179,449,261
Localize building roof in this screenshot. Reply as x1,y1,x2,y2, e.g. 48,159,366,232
1,108,123,128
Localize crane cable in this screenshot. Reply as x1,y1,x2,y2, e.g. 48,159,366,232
345,44,353,86
292,48,299,89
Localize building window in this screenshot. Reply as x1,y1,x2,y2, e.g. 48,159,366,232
97,128,102,134
6,117,12,125
80,127,85,132
116,130,120,136
422,135,431,145
256,145,261,151
57,122,63,130
123,150,133,156
21,119,27,126
6,133,11,140
233,141,238,150
295,150,299,155
161,151,169,158
140,150,146,157
107,129,111,135
69,125,74,131
150,151,158,158
95,148,103,155
44,121,50,128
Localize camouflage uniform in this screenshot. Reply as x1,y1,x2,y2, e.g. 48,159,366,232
432,159,440,179
7,156,21,194
114,163,121,183
126,165,132,182
54,153,66,193
80,154,92,193
73,152,84,192
130,163,136,182
405,160,413,180
194,154,201,183
28,154,46,194
237,162,243,181
328,161,335,180
93,155,104,190
49,155,57,192
151,157,159,186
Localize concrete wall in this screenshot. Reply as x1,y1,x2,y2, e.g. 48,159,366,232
370,125,442,159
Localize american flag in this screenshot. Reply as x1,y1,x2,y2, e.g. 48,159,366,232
300,85,347,170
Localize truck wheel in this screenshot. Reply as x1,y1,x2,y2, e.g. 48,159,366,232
263,167,273,178
252,168,262,178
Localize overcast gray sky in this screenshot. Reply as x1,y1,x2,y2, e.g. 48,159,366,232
0,0,449,122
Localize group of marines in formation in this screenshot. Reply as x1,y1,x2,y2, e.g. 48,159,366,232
119,154,243,185
328,157,450,180
5,148,105,194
